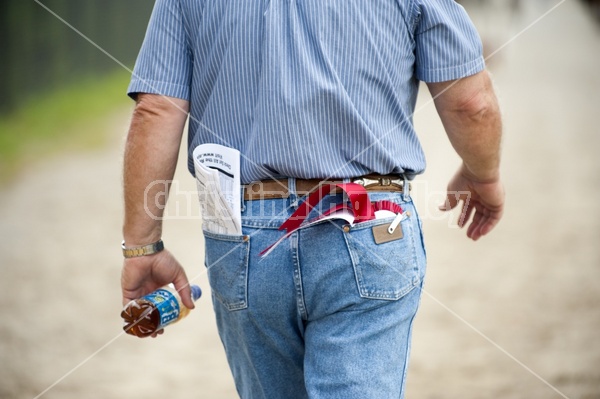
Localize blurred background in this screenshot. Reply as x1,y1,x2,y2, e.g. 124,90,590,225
0,0,598,398
0,0,153,181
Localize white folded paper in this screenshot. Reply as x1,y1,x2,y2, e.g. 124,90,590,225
193,143,242,235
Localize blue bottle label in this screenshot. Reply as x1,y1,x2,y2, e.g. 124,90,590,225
141,289,180,329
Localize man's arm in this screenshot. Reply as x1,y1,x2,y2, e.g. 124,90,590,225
121,93,195,315
427,69,505,241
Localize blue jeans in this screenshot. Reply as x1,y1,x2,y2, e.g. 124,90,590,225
203,181,427,399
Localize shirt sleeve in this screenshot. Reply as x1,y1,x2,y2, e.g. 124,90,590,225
127,0,192,100
413,0,485,83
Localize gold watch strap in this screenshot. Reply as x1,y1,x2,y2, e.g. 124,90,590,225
121,239,164,258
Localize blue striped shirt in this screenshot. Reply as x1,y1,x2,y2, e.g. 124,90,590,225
128,0,484,184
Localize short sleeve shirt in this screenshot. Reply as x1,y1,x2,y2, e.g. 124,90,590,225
128,0,484,183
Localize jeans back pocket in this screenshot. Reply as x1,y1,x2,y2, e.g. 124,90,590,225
343,215,423,300
203,231,250,311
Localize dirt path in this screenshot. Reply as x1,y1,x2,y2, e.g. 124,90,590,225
1,1,598,398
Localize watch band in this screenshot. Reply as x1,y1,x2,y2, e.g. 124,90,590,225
122,239,164,258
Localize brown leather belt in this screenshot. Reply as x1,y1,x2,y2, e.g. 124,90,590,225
243,174,410,201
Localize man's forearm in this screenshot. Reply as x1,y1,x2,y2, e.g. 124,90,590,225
428,70,502,182
123,94,189,246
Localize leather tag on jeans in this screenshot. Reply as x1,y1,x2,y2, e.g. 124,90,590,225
372,223,403,244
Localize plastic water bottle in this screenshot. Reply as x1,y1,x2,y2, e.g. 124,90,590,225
121,284,202,338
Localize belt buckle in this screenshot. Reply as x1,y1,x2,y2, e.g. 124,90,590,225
352,176,403,188
352,177,375,187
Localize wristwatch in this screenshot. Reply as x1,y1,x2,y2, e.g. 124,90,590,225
121,239,164,258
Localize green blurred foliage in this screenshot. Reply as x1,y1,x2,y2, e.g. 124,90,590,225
0,0,154,181
0,0,153,115
0,70,133,181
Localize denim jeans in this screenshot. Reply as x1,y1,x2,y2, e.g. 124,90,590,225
203,180,427,399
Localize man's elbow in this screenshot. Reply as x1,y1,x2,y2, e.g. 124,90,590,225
456,72,500,123
457,91,495,123
431,70,500,123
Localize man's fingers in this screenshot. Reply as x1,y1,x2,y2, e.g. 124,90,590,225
467,212,484,240
438,196,456,211
151,329,165,338
440,169,504,240
467,207,502,240
122,296,134,307
478,212,502,238
121,284,142,306
173,273,195,309
439,190,465,211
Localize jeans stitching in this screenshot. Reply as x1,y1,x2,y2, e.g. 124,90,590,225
204,233,250,311
291,232,308,320
343,216,420,300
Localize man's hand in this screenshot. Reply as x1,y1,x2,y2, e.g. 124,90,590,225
121,249,195,338
439,165,504,241
121,249,195,309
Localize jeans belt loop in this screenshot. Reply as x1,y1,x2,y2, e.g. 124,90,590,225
402,175,410,201
240,186,246,212
288,177,299,209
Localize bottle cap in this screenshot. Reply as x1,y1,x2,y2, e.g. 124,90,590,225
190,285,202,301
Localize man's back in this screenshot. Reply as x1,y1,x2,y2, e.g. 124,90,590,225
130,0,483,183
